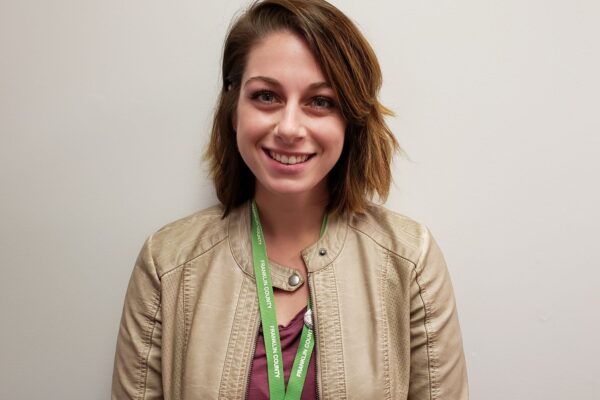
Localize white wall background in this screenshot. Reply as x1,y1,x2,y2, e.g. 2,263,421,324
1,0,598,398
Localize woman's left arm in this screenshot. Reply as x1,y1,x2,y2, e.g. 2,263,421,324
408,227,469,399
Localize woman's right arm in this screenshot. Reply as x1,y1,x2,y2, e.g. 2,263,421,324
112,237,163,400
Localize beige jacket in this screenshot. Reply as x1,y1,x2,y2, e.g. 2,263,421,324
112,202,468,399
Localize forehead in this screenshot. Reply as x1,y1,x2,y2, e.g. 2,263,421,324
242,30,328,86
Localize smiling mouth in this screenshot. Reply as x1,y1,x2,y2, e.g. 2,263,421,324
266,149,315,165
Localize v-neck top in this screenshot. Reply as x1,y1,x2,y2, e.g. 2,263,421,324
247,306,317,399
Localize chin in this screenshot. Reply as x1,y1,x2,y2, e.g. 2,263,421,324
267,185,313,196
259,179,326,199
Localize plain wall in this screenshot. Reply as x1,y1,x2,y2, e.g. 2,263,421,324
1,0,598,398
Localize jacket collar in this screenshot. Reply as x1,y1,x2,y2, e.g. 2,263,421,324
228,201,348,290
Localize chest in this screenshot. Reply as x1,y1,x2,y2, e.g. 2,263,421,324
164,240,414,399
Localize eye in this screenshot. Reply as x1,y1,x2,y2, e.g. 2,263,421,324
250,90,278,104
311,96,335,109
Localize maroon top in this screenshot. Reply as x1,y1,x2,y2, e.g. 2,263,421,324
247,306,317,399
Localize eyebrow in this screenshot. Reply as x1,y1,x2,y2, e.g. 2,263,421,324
243,76,332,90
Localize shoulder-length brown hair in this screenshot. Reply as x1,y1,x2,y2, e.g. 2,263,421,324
205,0,399,216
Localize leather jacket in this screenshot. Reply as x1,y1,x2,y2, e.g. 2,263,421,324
112,202,468,399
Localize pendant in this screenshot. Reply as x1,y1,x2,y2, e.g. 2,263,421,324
304,308,314,330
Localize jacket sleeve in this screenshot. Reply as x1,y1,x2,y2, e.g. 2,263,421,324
112,236,164,399
408,228,468,400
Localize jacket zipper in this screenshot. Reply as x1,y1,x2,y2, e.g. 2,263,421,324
308,273,321,400
243,277,321,400
243,310,261,400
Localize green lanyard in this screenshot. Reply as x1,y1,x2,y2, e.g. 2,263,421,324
250,200,326,400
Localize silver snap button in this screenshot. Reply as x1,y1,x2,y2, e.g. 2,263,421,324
288,273,301,286
318,248,327,256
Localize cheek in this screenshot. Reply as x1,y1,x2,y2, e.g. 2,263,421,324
322,120,346,154
235,104,272,138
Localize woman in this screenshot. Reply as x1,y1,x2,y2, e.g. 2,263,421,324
112,0,468,399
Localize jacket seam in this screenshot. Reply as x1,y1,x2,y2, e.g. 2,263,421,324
379,250,392,399
350,210,423,242
332,262,348,399
183,262,191,356
138,290,161,400
349,225,419,269
240,281,260,398
218,277,247,398
158,236,228,279
312,263,347,399
135,234,162,399
413,265,439,400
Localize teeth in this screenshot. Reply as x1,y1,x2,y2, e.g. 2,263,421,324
269,151,310,165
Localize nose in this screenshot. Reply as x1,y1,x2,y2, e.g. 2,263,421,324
275,103,305,144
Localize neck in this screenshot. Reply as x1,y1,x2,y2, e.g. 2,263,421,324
254,186,327,240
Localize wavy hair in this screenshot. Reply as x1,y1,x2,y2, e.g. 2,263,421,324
205,0,399,215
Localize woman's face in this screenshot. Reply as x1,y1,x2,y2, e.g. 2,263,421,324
234,30,346,201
